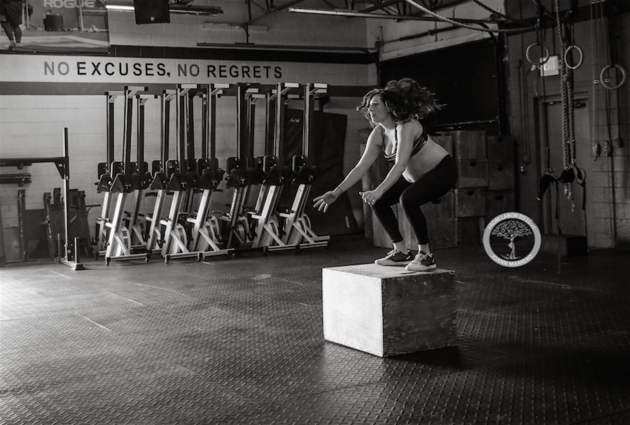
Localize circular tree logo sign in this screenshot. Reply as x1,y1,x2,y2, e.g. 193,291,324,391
483,212,541,267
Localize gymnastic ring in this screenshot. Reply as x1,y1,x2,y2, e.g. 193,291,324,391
564,45,583,70
600,64,627,90
526,42,550,66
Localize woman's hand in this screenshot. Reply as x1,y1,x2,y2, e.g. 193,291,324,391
313,190,340,212
359,190,381,206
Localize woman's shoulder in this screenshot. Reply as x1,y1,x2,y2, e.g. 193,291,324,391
397,118,423,135
397,116,422,127
367,125,386,144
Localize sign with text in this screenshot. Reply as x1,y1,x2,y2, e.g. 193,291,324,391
0,55,367,86
44,60,283,80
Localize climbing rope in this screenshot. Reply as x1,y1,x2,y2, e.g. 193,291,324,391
554,0,575,202
564,10,577,166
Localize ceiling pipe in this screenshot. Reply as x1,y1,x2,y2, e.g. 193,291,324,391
288,7,495,24
170,5,223,15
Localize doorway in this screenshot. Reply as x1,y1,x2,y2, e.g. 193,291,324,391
538,96,594,243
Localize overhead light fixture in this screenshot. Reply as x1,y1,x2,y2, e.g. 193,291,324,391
105,3,134,11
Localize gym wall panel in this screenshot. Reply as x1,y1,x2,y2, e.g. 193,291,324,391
0,108,23,123
4,122,55,138
2,95,31,109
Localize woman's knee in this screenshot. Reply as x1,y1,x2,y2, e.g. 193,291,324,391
371,197,391,212
399,189,427,211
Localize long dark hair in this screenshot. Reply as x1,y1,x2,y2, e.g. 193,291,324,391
357,78,443,124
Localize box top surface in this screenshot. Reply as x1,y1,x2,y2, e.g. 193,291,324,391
323,263,454,279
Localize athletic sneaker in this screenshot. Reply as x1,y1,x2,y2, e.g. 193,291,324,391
375,249,413,266
405,251,437,272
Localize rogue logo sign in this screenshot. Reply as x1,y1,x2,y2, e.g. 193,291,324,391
483,212,541,267
44,0,98,8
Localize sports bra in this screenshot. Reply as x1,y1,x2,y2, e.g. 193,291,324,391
382,128,428,163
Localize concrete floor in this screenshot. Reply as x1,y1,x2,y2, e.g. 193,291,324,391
1,235,629,424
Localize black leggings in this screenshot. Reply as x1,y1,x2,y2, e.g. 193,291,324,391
371,155,458,245
0,21,20,43
1,1,22,43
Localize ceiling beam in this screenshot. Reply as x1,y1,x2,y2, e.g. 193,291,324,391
196,42,376,53
239,0,307,28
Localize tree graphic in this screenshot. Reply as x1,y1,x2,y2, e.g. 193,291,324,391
491,220,533,260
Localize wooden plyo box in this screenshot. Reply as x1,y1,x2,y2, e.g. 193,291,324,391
451,130,487,160
455,187,487,217
488,161,515,191
487,135,515,161
322,264,457,357
456,159,489,189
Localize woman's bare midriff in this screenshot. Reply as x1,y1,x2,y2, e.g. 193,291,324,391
403,137,449,182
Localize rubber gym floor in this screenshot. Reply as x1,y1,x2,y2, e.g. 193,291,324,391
1,235,629,425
